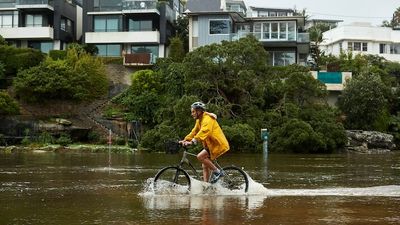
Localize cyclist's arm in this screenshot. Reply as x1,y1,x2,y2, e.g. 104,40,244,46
184,120,200,141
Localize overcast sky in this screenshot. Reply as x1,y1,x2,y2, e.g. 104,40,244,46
244,0,399,26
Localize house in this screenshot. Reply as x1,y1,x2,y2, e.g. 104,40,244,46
321,22,400,63
0,0,83,53
82,0,184,66
305,19,343,31
185,0,310,66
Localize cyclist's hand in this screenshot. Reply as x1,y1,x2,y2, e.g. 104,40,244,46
179,140,192,147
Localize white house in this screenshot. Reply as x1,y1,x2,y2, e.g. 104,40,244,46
320,22,400,63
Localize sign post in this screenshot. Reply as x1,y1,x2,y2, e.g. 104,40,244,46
261,128,269,155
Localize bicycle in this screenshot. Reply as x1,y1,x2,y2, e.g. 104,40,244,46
153,143,249,194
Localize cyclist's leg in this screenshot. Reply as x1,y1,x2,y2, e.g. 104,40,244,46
197,149,217,182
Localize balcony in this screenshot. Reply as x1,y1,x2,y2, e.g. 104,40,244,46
92,0,159,13
16,0,54,10
311,71,352,91
232,31,309,43
0,26,54,39
0,2,16,9
85,30,160,44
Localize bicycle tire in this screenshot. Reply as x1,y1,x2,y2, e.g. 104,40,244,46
153,166,191,193
221,166,249,193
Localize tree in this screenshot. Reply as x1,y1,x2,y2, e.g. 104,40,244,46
169,36,185,62
338,72,390,130
0,35,7,46
308,23,330,68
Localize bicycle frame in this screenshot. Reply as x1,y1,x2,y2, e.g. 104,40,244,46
177,149,223,182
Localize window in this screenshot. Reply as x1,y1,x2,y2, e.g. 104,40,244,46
60,17,73,33
278,12,287,17
353,42,361,51
94,15,121,32
362,42,368,51
390,43,400,54
259,21,295,40
269,51,296,66
348,42,353,51
96,44,121,56
131,45,159,64
28,41,53,53
379,43,387,54
209,20,230,35
129,19,152,31
253,23,262,40
339,42,343,52
0,11,18,28
269,12,276,17
258,11,268,17
348,41,368,52
26,14,44,27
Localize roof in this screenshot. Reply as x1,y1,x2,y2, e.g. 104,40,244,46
186,0,222,12
249,6,294,13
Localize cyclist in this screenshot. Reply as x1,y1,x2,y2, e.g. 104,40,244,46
179,102,230,183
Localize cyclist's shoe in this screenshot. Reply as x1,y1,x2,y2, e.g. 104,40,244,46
210,170,225,184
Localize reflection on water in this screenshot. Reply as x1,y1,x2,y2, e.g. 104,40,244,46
0,151,399,225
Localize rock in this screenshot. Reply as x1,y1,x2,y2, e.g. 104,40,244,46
346,130,396,152
56,118,72,126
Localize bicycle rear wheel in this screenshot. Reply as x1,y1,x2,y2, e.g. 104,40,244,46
153,166,191,194
220,166,249,193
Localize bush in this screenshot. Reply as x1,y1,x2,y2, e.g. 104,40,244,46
49,50,67,60
0,91,19,115
270,119,325,153
37,132,54,144
0,45,45,76
140,123,179,151
222,123,257,152
0,61,5,79
56,133,72,146
87,131,100,143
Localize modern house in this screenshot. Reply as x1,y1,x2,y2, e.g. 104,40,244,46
82,0,184,65
185,0,310,66
0,0,83,53
305,18,343,30
321,22,400,63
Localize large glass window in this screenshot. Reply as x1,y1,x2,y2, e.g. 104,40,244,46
60,17,73,33
26,14,44,27
253,23,261,40
269,51,296,66
348,41,368,52
209,20,230,35
94,15,121,32
131,45,159,64
96,44,121,56
94,0,122,11
259,21,295,40
28,41,53,53
129,19,152,31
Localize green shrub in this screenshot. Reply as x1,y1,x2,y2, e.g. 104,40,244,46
140,123,179,151
87,131,100,143
37,132,54,144
0,61,5,79
0,91,19,115
222,123,257,152
0,45,45,76
49,50,67,60
56,133,72,146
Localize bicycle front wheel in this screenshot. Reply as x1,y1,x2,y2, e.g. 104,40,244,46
221,166,249,193
153,166,191,194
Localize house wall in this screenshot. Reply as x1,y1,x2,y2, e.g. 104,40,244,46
321,23,400,62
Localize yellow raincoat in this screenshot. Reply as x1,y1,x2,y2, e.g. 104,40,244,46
184,112,229,160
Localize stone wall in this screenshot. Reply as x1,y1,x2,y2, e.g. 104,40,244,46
346,130,396,153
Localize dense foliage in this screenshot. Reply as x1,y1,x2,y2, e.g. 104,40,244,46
13,48,108,102
115,37,347,153
0,45,45,76
0,91,19,115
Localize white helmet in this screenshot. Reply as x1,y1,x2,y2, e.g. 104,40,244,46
191,102,206,111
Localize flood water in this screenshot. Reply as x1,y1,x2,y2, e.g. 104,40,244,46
0,150,399,225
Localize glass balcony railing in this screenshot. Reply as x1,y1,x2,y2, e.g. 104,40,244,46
17,0,54,5
122,0,157,10
93,0,158,12
297,33,309,43
317,72,342,84
232,31,310,43
0,1,16,8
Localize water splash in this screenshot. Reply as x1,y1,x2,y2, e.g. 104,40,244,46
140,174,400,197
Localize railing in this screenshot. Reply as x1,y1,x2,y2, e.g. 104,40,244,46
0,2,16,8
17,0,54,5
232,31,309,43
122,0,157,10
297,33,309,43
93,0,158,11
317,72,342,84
